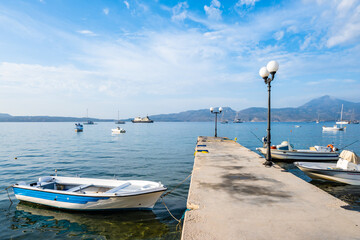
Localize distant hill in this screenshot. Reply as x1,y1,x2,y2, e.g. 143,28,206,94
150,107,237,122
149,95,360,122
0,114,114,122
0,95,359,122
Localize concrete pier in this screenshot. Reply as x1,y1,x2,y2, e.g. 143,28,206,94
181,136,360,240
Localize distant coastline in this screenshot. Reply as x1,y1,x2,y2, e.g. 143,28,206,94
1,95,359,123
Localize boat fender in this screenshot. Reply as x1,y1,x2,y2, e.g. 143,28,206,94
270,146,276,149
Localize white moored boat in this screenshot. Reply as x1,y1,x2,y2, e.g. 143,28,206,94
256,140,339,162
322,125,345,131
295,150,360,185
112,127,126,134
336,104,350,125
12,176,167,211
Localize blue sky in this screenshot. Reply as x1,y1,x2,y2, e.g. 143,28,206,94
0,0,359,118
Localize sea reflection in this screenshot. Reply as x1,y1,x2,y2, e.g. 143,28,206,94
13,202,169,239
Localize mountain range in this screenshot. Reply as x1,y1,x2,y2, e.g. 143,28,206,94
149,95,360,122
0,96,359,122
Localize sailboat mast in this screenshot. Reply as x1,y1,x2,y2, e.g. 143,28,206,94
340,104,343,121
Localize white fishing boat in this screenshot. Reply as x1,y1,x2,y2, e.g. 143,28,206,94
12,176,167,211
295,150,360,185
336,104,350,125
322,125,345,131
256,140,339,161
112,127,126,134
75,123,83,132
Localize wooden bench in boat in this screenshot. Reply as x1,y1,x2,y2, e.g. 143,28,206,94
66,184,93,192
105,182,131,194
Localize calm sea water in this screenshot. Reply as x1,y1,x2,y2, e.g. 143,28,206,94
0,122,359,239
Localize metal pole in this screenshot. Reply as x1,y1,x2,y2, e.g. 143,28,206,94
215,112,218,137
265,80,272,166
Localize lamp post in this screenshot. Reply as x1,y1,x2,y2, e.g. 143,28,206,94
259,60,279,167
210,107,223,137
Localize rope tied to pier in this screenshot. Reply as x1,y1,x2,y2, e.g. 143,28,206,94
160,172,193,231
161,172,192,199
0,186,13,205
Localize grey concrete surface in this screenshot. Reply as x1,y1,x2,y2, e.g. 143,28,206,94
181,136,360,240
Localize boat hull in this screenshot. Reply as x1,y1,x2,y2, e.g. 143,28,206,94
322,127,344,131
256,147,339,161
295,162,360,185
131,120,153,123
13,186,165,211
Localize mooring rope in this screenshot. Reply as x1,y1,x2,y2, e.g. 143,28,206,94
160,172,193,230
161,172,192,199
0,186,13,204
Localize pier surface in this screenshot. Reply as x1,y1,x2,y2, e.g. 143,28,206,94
181,136,360,240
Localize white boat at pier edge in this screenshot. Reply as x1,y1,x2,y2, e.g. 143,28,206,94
295,150,360,185
256,140,339,161
12,176,167,211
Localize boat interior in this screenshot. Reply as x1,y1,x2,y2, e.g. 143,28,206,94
17,176,158,195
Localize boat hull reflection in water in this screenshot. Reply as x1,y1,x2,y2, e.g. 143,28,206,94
15,202,169,240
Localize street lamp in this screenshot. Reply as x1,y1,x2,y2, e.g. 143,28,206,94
259,60,279,167
210,107,223,137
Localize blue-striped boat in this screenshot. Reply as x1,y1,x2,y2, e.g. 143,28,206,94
256,141,339,162
13,176,167,211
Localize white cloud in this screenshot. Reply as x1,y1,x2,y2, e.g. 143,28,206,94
77,30,97,36
124,1,130,9
273,31,284,40
236,0,259,7
323,0,360,47
300,35,312,50
103,8,109,15
204,0,222,21
171,2,189,22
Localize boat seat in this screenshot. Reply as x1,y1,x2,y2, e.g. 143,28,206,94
66,184,93,192
105,182,131,193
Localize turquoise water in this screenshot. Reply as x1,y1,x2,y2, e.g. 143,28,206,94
0,122,359,239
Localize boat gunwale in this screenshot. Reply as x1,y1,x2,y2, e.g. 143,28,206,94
295,162,360,174
12,184,167,198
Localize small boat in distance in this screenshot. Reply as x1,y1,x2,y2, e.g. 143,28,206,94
336,104,350,124
256,140,339,162
112,127,126,134
12,175,167,211
83,109,96,125
132,116,154,123
115,110,125,124
295,150,360,185
233,111,243,123
322,125,345,131
75,123,83,132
